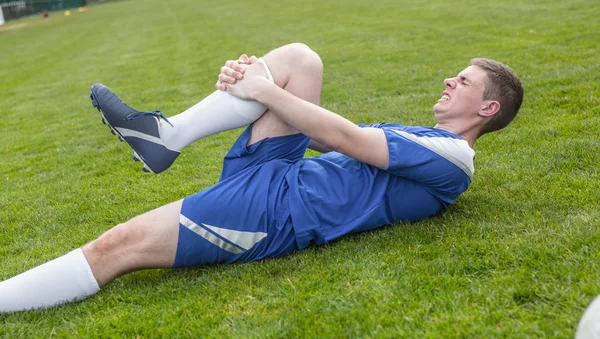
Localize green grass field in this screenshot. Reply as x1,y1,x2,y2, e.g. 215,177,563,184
0,0,599,337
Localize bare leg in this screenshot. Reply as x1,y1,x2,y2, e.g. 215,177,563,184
82,200,182,287
248,43,324,144
0,44,327,313
0,201,182,312
83,45,324,285
85,45,324,283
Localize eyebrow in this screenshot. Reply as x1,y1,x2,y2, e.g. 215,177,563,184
458,75,470,84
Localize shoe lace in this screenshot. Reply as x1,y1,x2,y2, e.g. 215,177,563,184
124,110,173,127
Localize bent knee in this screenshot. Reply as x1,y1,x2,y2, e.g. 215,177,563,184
285,43,323,71
267,43,323,81
284,42,315,56
92,219,145,255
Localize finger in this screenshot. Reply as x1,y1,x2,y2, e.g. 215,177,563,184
227,66,244,80
216,81,227,91
238,54,250,64
225,60,245,74
225,60,242,71
249,56,259,64
219,73,232,84
221,66,244,80
219,73,237,84
225,60,237,69
225,82,234,95
220,66,243,80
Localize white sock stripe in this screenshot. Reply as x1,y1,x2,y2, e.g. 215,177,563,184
258,58,274,83
180,215,244,254
115,127,163,145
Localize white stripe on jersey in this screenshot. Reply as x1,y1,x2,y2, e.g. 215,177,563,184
391,129,475,179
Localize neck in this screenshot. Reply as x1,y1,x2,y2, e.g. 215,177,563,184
434,121,480,148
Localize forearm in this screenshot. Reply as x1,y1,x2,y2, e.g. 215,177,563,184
308,140,333,153
253,78,356,152
227,65,388,167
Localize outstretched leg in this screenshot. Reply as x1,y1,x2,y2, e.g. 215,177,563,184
0,201,181,312
0,43,325,313
82,200,182,287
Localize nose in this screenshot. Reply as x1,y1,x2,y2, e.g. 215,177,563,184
444,78,456,89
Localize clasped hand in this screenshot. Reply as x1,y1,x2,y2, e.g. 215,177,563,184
215,54,268,100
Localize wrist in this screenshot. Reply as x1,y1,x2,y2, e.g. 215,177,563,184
252,77,276,103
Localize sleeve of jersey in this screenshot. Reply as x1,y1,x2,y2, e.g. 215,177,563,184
383,128,474,199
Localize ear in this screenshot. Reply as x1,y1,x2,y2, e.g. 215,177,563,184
479,100,500,117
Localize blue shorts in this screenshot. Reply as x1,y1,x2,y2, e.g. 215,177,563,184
173,125,311,268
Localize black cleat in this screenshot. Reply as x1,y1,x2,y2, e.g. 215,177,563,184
90,83,179,174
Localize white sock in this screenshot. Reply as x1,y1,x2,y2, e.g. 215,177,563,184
0,248,100,313
160,58,275,151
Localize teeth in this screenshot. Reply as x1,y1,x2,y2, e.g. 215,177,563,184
441,95,450,100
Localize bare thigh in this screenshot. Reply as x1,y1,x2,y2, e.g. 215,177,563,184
247,43,324,145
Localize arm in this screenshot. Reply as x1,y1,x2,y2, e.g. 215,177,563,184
226,67,389,168
255,79,388,168
216,56,335,154
308,139,333,153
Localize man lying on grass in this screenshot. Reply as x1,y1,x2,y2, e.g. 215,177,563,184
0,43,523,312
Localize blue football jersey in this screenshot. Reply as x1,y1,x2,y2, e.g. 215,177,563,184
285,123,475,250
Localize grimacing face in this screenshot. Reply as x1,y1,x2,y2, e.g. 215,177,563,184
433,65,488,121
